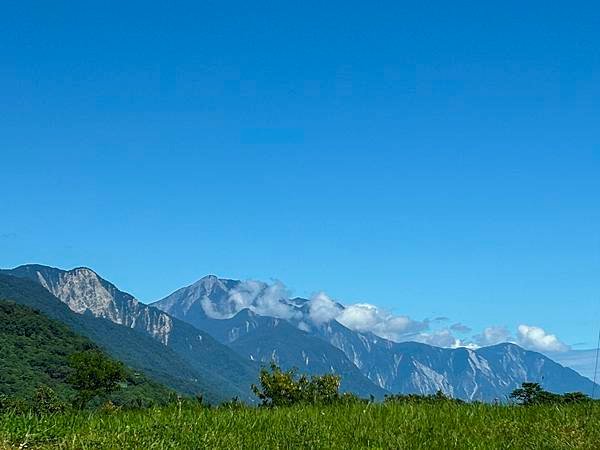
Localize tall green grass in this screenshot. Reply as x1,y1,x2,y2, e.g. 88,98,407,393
2,402,599,449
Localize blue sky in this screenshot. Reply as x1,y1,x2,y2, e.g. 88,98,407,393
1,2,599,349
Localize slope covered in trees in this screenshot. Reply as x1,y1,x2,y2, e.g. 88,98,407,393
0,300,171,407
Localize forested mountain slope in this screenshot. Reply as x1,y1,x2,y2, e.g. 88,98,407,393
0,299,171,405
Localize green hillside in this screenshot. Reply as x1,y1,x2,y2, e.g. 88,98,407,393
0,300,91,399
0,299,171,407
0,273,251,403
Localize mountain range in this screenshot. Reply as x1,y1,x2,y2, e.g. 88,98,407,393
152,275,596,401
1,265,596,402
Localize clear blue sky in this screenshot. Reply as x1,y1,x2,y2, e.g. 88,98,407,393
1,2,599,348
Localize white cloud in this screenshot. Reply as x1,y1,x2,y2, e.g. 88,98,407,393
200,279,266,319
308,292,342,325
200,296,228,319
252,281,301,320
472,326,513,346
517,324,569,353
416,329,462,348
336,303,428,342
468,324,570,353
201,279,300,320
304,293,428,342
304,294,573,352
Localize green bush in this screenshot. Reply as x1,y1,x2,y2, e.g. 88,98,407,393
509,382,591,405
384,390,464,404
33,385,67,415
68,349,126,408
251,363,341,407
562,391,592,404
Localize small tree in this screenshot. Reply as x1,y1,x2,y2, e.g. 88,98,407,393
68,349,126,408
304,373,341,405
33,385,66,414
252,363,304,407
251,363,341,407
509,382,560,405
562,392,591,404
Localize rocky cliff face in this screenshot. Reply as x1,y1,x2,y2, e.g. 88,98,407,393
313,321,592,400
9,265,174,345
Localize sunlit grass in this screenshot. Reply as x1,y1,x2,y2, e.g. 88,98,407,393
1,402,599,449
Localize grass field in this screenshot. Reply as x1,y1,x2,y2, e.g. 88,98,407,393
2,402,600,449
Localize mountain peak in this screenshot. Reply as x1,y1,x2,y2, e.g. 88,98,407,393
4,263,65,278
193,274,220,288
200,274,219,281
69,266,100,276
5,264,103,285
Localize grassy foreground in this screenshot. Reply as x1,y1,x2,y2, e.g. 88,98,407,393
2,402,600,449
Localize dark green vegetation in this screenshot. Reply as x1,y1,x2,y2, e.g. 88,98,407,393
0,300,171,409
251,363,342,406
509,382,593,405
68,349,127,408
0,273,256,403
2,402,600,449
0,300,93,399
384,390,465,404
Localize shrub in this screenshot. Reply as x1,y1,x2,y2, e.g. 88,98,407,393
384,390,464,405
33,385,67,415
509,382,590,405
252,363,341,407
562,392,591,404
68,349,126,408
303,373,341,405
100,400,121,414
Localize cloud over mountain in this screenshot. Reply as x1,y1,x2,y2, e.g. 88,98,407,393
471,324,570,353
336,303,428,341
307,292,342,325
517,324,569,352
179,277,572,355
200,279,300,320
473,326,513,347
